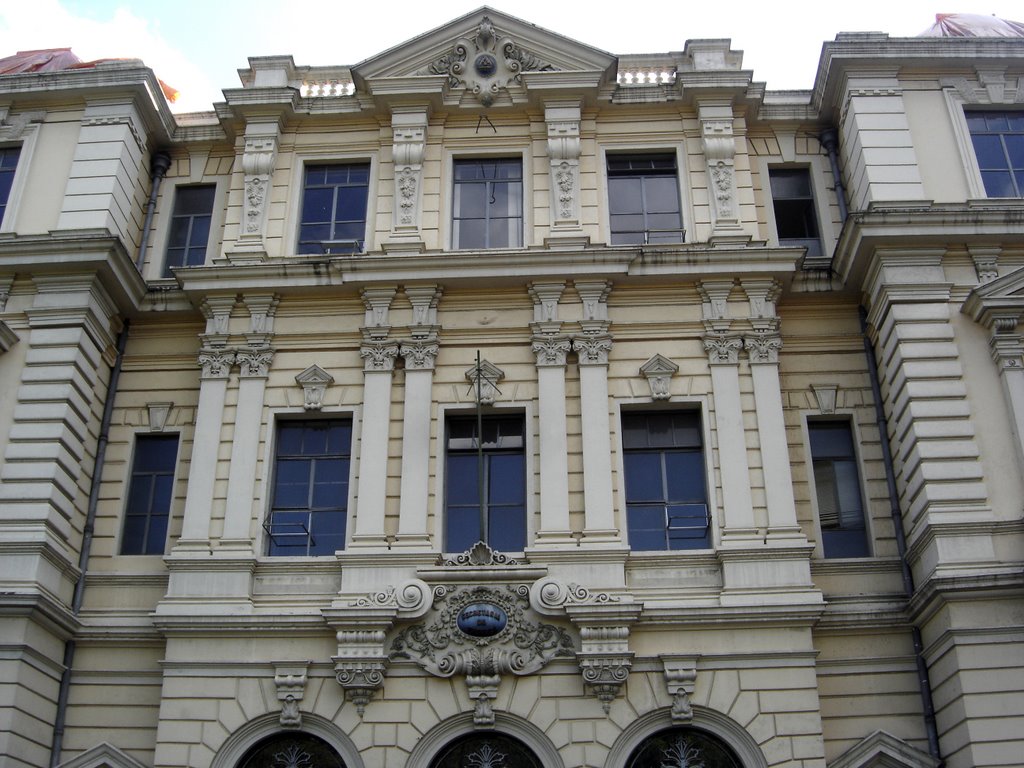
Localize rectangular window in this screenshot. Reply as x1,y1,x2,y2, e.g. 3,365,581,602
452,158,523,249
265,420,351,556
298,163,370,254
607,154,685,245
164,184,215,275
808,420,869,558
967,111,1024,197
621,411,709,550
120,434,178,555
445,414,526,553
0,146,21,226
768,168,822,258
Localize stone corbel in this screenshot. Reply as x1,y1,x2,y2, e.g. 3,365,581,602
697,280,734,334
529,281,566,336
390,107,429,242
969,246,1000,284
661,656,698,723
199,295,237,347
465,359,505,404
295,365,334,410
699,102,741,233
325,579,433,715
0,108,44,141
574,280,612,336
147,402,174,431
404,284,442,340
273,662,309,728
361,286,398,342
242,293,279,347
811,384,839,415
989,315,1023,370
236,120,280,256
640,354,679,400
545,101,582,232
739,279,781,334
530,577,641,713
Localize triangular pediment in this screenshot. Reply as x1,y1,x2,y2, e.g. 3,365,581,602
57,742,148,768
352,7,617,94
829,731,939,768
963,264,1024,327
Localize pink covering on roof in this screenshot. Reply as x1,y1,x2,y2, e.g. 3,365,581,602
919,13,1024,37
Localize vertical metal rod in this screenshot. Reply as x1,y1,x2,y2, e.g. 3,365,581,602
476,351,486,543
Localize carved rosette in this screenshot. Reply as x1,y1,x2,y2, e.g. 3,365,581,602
361,342,399,372
418,16,555,106
574,335,612,366
744,334,782,365
198,348,235,379
237,347,274,377
703,334,742,365
400,340,439,371
532,335,572,367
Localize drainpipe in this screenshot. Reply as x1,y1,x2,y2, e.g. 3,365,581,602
823,125,943,763
49,149,167,766
135,150,172,272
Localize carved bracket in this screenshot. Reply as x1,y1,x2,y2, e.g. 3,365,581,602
392,109,428,234
273,662,309,728
546,102,582,229
661,656,698,723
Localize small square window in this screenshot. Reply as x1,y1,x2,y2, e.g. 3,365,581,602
298,163,370,254
607,154,685,245
0,146,22,227
452,158,523,249
120,434,178,555
621,411,709,551
768,168,822,258
444,414,526,552
808,420,869,558
966,110,1024,197
164,185,215,275
265,420,352,556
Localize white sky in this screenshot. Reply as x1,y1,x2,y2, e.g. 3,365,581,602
1,1,1022,113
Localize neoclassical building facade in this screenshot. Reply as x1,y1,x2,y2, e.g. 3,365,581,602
0,8,1022,768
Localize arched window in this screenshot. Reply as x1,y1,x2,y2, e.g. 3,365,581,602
428,732,543,768
625,727,743,768
237,732,346,768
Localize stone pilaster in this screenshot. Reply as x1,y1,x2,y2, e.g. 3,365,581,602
232,119,280,259
386,107,428,252
545,101,582,237
699,101,742,235
573,281,620,546
528,282,573,546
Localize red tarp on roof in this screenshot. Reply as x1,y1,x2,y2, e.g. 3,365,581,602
0,48,179,102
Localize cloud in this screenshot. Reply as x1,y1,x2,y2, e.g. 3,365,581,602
0,0,222,112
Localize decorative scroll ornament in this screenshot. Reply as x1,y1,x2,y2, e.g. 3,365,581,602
419,16,556,106
580,649,632,713
295,365,334,411
390,584,575,725
438,541,522,567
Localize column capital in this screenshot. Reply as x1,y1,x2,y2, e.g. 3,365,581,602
361,341,400,372
237,346,275,378
532,335,572,367
198,347,235,379
400,339,439,371
703,334,742,365
744,333,782,365
575,334,612,366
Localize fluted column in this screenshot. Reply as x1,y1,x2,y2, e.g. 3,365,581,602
221,294,278,549
529,282,573,546
574,281,621,546
351,287,397,550
177,296,237,548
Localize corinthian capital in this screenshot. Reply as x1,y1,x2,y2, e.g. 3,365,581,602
744,334,782,364
400,340,439,371
360,342,399,372
703,334,742,365
532,335,571,367
198,348,236,379
574,335,612,365
237,347,275,377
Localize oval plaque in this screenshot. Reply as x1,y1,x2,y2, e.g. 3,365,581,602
457,602,507,637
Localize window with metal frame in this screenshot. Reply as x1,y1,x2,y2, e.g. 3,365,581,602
768,167,823,258
0,146,21,227
625,727,743,768
607,153,685,245
163,184,215,275
298,163,370,254
966,111,1024,197
444,414,526,553
452,158,523,249
265,419,351,556
120,434,178,555
621,411,710,551
429,733,542,768
808,419,870,558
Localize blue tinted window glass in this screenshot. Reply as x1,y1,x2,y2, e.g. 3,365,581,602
452,159,523,249
163,185,215,275
968,111,1024,196
120,434,178,555
809,420,869,558
0,146,20,226
607,154,683,245
298,164,370,253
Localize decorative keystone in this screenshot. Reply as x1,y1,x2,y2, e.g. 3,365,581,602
662,657,697,723
465,359,505,404
273,662,309,728
295,365,334,410
640,354,679,400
